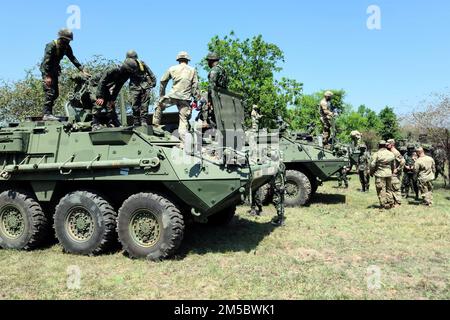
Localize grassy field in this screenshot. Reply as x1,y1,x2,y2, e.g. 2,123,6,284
0,175,449,300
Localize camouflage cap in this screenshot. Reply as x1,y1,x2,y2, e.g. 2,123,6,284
252,104,260,110
206,52,220,61
126,50,138,59
379,140,387,146
359,144,367,150
58,28,74,41
387,139,396,145
324,91,334,98
422,144,432,151
407,144,416,150
176,51,191,61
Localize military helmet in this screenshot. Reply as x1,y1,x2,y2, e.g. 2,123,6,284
121,58,138,73
379,140,387,146
359,144,367,150
400,146,407,152
176,51,191,61
126,50,138,59
387,139,396,145
206,52,220,61
324,91,334,98
407,144,415,150
58,28,74,41
253,105,260,110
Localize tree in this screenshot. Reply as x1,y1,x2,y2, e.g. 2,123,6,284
378,106,402,141
202,32,303,128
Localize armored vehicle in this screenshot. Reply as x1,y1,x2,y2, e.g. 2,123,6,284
255,127,349,207
0,85,278,261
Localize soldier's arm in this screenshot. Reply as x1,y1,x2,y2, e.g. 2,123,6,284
413,160,420,174
320,100,333,117
192,70,201,100
398,155,406,172
208,68,219,92
369,154,377,175
65,45,84,71
96,67,115,99
144,62,157,88
159,69,171,97
41,43,55,75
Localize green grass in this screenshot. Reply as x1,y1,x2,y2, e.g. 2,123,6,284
0,175,449,300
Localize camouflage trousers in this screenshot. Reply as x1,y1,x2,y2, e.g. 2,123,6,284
418,180,434,205
154,98,192,147
359,170,370,192
42,73,59,115
401,173,419,198
272,163,286,224
391,174,402,205
435,164,448,187
130,88,152,126
375,176,394,209
337,169,349,188
320,117,332,146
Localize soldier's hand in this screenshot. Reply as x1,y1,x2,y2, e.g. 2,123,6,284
96,98,105,106
82,70,91,78
44,76,52,86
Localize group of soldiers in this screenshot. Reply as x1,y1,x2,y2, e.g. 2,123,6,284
358,140,437,209
40,29,229,148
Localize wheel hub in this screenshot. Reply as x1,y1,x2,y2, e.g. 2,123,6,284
130,210,161,248
66,207,95,242
0,206,25,239
286,182,299,198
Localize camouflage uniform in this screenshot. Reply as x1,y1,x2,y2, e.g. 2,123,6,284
370,142,395,209
128,54,157,126
95,65,131,128
319,91,334,146
357,147,371,192
402,148,419,199
414,153,436,206
154,52,200,148
271,161,286,226
201,54,228,128
388,141,406,206
251,106,263,131
337,166,349,188
40,32,84,116
433,148,447,187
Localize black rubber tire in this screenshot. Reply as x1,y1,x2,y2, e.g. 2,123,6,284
0,190,49,250
256,184,273,206
117,193,185,261
54,191,118,256
207,206,237,226
284,170,312,207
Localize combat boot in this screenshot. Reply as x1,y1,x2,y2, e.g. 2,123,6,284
271,216,285,227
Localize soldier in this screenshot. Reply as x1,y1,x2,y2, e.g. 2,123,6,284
357,144,371,192
154,51,201,148
337,165,349,189
94,59,137,130
40,29,90,121
370,140,395,209
414,147,436,206
432,146,448,187
251,105,263,132
402,145,419,199
126,50,157,127
387,139,406,207
319,91,334,147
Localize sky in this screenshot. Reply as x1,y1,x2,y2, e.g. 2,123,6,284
0,0,449,114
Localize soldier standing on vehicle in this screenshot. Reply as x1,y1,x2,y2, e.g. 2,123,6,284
154,51,201,148
402,145,419,199
357,144,371,192
126,50,157,127
319,91,334,147
94,59,137,130
370,140,395,209
251,105,263,132
387,139,406,207
414,147,436,206
40,29,90,121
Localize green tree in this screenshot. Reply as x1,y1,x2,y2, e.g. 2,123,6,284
202,32,303,128
378,106,402,140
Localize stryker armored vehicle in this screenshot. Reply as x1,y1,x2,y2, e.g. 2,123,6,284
0,83,278,261
255,123,349,207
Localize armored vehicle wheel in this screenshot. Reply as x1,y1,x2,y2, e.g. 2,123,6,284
54,191,118,256
284,170,312,207
207,206,237,226
256,184,273,206
0,190,49,250
117,193,184,261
